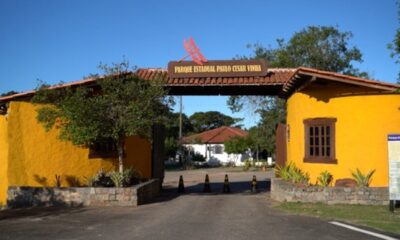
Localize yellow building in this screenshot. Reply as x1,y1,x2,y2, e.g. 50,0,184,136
283,68,400,187
137,66,400,188
0,65,399,207
0,99,152,206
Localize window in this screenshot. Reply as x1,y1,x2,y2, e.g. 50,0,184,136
209,145,224,154
214,145,224,154
304,118,337,164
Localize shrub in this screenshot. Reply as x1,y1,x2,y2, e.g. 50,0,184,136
255,159,267,165
243,159,251,171
65,176,81,187
275,162,309,185
109,167,141,187
92,168,114,187
122,167,142,185
275,164,292,181
317,170,333,187
351,168,375,187
225,161,236,167
109,171,125,187
192,153,206,162
85,175,98,187
54,174,62,187
86,168,142,187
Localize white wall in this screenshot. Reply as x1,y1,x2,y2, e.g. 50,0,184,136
184,143,252,166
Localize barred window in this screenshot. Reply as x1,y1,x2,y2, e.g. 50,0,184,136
304,118,337,164
213,145,224,154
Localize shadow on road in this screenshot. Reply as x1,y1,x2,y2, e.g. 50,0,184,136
0,206,87,221
152,179,271,204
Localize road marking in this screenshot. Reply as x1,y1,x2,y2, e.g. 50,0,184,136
329,221,398,240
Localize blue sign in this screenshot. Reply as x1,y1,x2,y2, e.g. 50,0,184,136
388,134,400,141
388,134,400,200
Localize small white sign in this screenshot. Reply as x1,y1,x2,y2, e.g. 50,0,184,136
388,134,400,200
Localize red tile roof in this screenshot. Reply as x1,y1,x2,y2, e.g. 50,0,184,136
182,126,248,144
281,67,400,97
0,67,398,103
0,76,101,102
136,68,296,86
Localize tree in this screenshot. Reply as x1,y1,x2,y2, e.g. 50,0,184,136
164,136,178,159
227,97,286,160
242,25,368,77
163,112,193,139
253,97,286,153
189,111,242,133
224,136,251,155
1,90,18,97
228,96,286,155
32,61,172,173
388,1,400,83
162,112,193,158
228,25,368,154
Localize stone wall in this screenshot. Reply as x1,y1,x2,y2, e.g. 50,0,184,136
271,178,388,205
6,179,160,208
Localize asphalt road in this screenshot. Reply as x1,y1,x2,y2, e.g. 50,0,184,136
0,169,393,240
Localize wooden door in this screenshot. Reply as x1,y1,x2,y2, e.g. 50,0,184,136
152,124,165,185
275,123,287,167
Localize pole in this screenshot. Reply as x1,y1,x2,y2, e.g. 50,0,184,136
389,200,395,212
179,96,183,166
179,96,183,141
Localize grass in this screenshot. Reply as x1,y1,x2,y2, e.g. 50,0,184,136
276,202,400,234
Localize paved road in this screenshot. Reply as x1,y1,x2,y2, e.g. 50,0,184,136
163,168,274,193
0,169,393,240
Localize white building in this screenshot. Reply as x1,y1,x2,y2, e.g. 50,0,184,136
182,126,251,166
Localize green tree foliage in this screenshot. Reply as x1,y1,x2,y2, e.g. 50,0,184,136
32,61,172,173
228,25,368,154
163,112,193,139
388,1,400,83
162,111,193,158
228,96,286,155
254,97,286,153
0,91,19,113
163,110,241,159
224,98,285,160
164,136,178,159
224,136,251,154
189,111,242,133
246,26,367,77
1,90,19,97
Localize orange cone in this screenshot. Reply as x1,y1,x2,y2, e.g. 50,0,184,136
222,174,230,193
251,175,257,193
178,175,185,193
203,174,211,193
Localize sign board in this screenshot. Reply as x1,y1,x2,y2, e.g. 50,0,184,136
167,60,268,78
388,134,400,200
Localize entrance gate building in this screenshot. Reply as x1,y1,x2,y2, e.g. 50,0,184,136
136,61,400,187
1,59,399,188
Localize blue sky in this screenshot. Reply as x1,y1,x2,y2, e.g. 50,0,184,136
0,0,398,128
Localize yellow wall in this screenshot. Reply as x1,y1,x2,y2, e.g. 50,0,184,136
0,115,8,206
0,101,152,203
125,136,152,178
287,82,400,187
